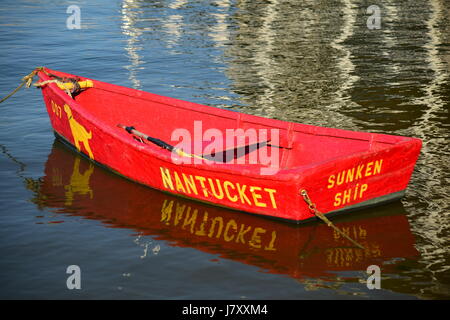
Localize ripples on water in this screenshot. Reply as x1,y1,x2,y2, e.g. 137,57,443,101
0,0,449,299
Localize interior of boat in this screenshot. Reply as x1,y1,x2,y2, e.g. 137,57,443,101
45,69,408,170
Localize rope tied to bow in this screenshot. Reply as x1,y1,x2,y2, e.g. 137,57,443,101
0,67,93,103
32,70,87,98
0,67,44,103
300,189,365,250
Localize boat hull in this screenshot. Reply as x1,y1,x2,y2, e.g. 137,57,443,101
38,68,422,223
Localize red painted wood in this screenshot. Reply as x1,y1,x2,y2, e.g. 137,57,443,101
37,68,422,222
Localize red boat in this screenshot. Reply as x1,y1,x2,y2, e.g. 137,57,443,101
36,67,422,223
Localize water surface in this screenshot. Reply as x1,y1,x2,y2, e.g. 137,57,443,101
0,0,449,299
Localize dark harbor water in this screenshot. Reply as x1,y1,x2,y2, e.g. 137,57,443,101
0,0,449,299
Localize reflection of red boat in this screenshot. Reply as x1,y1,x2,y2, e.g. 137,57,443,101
36,68,422,222
27,141,419,279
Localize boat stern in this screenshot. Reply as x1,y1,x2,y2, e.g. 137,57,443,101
295,136,422,222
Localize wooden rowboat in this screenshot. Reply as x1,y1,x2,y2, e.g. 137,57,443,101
36,67,422,223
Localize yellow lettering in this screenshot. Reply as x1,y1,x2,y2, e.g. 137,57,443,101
162,201,280,253
264,231,277,251
365,162,373,177
51,101,62,118
160,199,173,224
195,211,208,236
160,167,174,190
345,168,355,183
249,227,266,248
236,183,252,205
250,186,266,207
336,171,345,186
224,181,238,202
174,203,186,226
224,219,237,241
208,178,224,200
264,188,277,209
182,207,197,233
182,173,198,195
358,226,367,239
174,171,186,193
342,189,351,205
359,183,368,198
356,164,364,179
327,175,336,189
334,193,342,207
353,183,360,200
195,176,209,197
235,224,251,244
208,217,224,238
373,159,383,175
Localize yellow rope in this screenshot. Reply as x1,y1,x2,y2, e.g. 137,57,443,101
300,189,366,250
0,67,44,103
33,79,94,98
0,67,94,103
33,79,73,98
174,148,205,160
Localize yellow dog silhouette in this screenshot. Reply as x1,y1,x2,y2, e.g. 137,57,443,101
63,104,94,159
65,157,94,206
